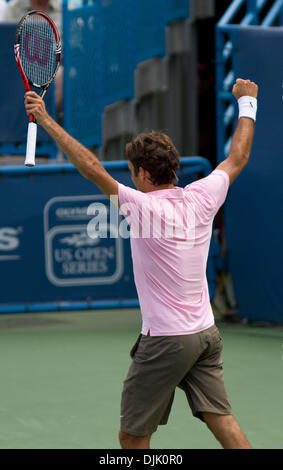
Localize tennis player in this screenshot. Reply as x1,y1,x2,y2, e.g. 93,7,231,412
25,78,258,449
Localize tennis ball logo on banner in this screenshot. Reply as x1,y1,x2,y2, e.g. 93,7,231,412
43,196,123,287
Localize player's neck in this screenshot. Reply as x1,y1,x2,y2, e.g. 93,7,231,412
146,184,175,193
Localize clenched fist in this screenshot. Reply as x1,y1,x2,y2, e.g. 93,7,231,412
232,79,258,100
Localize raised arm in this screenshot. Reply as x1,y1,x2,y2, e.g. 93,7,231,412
25,92,118,198
217,78,258,185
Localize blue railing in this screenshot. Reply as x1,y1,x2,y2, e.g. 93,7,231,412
62,0,190,149
216,0,283,163
0,156,211,176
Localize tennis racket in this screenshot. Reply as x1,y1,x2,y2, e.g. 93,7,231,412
14,10,61,167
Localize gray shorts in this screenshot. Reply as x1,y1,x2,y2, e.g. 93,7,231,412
120,324,232,436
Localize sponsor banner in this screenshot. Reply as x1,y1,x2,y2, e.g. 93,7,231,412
0,168,136,306
44,195,123,286
0,160,216,311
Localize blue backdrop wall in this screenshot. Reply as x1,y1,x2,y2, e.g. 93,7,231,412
225,26,283,322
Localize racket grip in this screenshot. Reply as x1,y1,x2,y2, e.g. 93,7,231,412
25,121,37,167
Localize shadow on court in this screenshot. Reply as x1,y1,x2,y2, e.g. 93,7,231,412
0,309,282,449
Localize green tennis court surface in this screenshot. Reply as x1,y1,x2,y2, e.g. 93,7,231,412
0,309,282,449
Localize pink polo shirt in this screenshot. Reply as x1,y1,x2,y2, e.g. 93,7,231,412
118,169,229,336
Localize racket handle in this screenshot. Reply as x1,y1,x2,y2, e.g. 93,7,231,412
25,121,37,167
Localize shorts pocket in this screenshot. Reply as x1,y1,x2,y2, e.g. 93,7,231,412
133,336,182,364
130,334,143,358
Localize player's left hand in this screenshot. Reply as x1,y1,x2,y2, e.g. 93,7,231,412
232,78,258,100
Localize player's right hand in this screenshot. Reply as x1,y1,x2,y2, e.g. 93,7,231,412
232,78,258,100
24,92,49,126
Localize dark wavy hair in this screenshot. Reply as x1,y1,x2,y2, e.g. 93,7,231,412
126,131,180,186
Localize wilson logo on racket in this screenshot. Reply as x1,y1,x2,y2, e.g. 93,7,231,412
23,31,51,67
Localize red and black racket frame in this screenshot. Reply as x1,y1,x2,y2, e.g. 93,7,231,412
14,10,61,123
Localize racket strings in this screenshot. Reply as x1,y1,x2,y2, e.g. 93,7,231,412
19,14,57,87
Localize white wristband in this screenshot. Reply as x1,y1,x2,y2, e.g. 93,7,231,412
238,96,257,122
